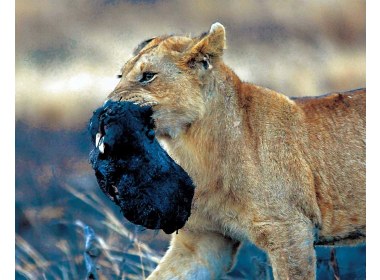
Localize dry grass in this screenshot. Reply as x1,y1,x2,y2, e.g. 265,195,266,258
16,181,163,280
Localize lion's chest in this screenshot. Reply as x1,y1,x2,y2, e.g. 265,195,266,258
190,186,255,242
162,134,261,240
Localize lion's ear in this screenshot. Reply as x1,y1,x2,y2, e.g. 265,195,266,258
195,22,226,57
185,22,226,65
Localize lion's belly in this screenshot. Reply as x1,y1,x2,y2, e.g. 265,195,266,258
314,167,366,241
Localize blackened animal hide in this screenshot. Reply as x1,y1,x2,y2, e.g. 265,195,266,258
89,101,195,234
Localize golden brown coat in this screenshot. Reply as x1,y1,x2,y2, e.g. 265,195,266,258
108,23,365,280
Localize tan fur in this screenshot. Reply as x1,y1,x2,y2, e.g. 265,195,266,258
108,23,365,280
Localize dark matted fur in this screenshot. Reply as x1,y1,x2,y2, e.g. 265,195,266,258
89,100,195,234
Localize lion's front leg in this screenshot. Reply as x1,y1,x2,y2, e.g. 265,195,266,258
251,217,316,280
147,230,240,280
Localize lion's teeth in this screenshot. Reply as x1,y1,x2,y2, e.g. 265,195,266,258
95,133,102,147
99,138,105,153
99,143,105,154
97,135,105,153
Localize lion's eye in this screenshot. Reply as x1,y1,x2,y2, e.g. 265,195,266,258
139,72,157,84
116,74,122,79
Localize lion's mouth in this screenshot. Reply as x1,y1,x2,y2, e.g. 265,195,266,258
111,92,159,108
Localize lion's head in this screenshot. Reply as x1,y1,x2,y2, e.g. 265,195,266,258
107,23,226,138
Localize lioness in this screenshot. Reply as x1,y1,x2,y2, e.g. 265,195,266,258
108,23,365,280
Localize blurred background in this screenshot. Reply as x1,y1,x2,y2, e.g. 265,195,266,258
16,0,366,279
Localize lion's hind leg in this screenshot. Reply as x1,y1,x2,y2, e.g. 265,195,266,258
250,217,316,280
